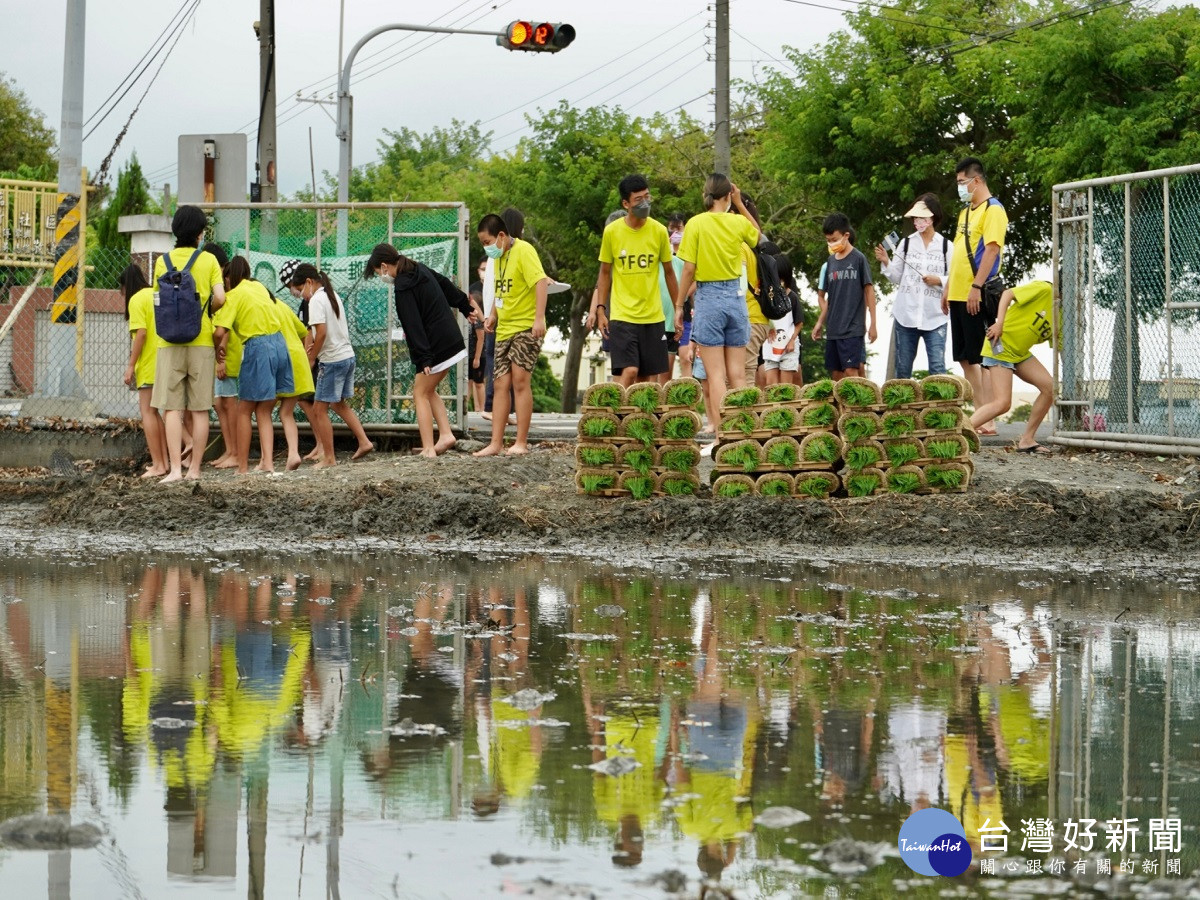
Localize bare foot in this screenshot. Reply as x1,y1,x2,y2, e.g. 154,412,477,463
184,471,202,481
473,443,505,457
141,468,167,479
159,471,184,484
286,456,302,471
304,448,321,461
504,443,530,456
213,458,239,469
208,454,233,468
434,437,457,455
417,448,437,458
313,460,337,470
480,412,493,421
352,442,375,460
257,463,274,473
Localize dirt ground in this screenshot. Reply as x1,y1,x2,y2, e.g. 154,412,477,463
0,439,1198,570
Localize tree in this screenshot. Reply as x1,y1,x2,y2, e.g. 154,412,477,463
0,74,55,176
90,154,156,287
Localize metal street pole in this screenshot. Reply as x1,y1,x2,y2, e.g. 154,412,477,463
257,0,278,250
335,23,502,255
714,0,731,176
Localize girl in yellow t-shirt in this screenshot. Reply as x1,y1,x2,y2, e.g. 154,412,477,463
121,265,169,478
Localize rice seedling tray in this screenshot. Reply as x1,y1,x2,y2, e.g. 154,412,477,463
781,424,836,437
576,487,630,497
717,429,772,441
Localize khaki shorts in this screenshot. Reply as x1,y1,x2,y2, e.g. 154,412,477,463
151,344,216,411
494,331,544,379
745,321,771,383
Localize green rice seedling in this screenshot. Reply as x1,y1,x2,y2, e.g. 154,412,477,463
723,386,762,408
887,470,923,494
802,402,836,427
921,377,959,401
845,444,883,470
581,415,618,438
803,433,840,463
716,440,762,473
620,446,655,476
846,472,882,497
660,474,698,496
884,440,921,467
802,378,834,401
578,445,615,467
926,466,966,489
584,382,624,410
765,383,799,403
882,380,918,408
757,475,793,497
623,414,657,446
795,474,837,498
962,427,981,453
836,379,878,407
660,447,699,473
720,410,758,437
881,412,917,437
580,473,617,492
765,437,800,468
926,437,966,459
922,409,960,431
620,473,655,500
841,414,879,443
662,411,701,440
627,383,662,414
664,378,702,408
713,475,754,498
762,407,797,432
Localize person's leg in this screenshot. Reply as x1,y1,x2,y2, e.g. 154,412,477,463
475,369,512,456
471,379,485,414
183,346,214,480
255,400,276,472
697,345,728,436
161,410,185,482
723,346,747,390
280,397,303,470
413,371,438,457
1014,356,1055,450
969,364,1014,429
678,341,693,379
508,364,534,454
311,400,336,468
893,323,919,380
234,399,256,474
482,332,497,420
923,324,947,375
138,388,168,477
761,362,780,386
428,371,457,454
329,360,373,459
743,322,767,386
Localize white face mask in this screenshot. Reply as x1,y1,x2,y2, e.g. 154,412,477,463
913,217,932,233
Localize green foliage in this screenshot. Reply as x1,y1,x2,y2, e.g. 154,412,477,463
580,473,616,492
796,475,835,498
883,383,917,408
802,402,836,427
581,415,617,438
531,355,563,412
926,466,965,489
0,75,55,175
624,416,657,447
1007,402,1033,424
765,384,799,403
665,380,701,408
759,476,792,497
882,412,917,437
884,441,920,467
836,380,877,406
723,387,762,408
926,438,965,459
845,445,882,470
841,415,878,443
763,407,797,431
922,410,959,431
579,446,615,467
624,475,655,500
802,379,834,401
922,380,959,401
717,441,762,473
721,410,758,436
846,473,882,498
627,384,661,414
766,440,799,467
662,412,699,440
715,478,753,498
660,448,699,472
584,383,623,410
621,447,654,476
887,471,923,494
803,434,840,463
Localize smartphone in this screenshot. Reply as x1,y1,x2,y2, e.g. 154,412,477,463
882,231,901,253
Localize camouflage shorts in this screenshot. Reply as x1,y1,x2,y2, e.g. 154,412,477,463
493,331,544,379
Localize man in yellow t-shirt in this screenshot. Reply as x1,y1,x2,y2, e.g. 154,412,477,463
945,157,1009,434
970,280,1057,454
474,213,550,457
596,174,679,387
150,206,226,484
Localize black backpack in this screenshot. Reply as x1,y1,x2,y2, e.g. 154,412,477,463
750,245,791,320
155,249,209,344
900,234,950,273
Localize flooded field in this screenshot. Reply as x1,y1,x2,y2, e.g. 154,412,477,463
0,552,1197,898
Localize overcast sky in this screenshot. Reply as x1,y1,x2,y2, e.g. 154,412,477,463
8,0,849,197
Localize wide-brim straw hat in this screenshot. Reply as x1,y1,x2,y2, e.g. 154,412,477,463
904,200,935,218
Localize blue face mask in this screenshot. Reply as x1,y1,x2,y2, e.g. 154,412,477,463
484,242,504,260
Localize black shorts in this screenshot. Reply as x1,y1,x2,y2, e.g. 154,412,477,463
467,327,486,383
949,302,989,365
825,336,865,372
609,319,669,377
666,333,680,354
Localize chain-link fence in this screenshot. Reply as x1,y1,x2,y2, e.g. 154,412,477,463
1053,164,1200,455
0,192,469,430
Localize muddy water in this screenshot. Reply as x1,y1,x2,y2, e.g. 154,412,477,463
0,554,1197,899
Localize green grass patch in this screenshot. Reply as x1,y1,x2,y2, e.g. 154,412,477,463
836,380,877,406
759,476,792,497
580,473,616,492
846,473,882,497
922,410,959,431
766,440,799,468
841,415,878,443
582,416,618,438
624,475,655,500
845,445,882,470
717,442,762,473
660,447,699,473
579,446,615,467
765,384,798,403
883,383,917,408
887,471,923,494
926,438,964,459
721,410,757,436
662,413,699,440
723,387,762,408
922,379,958,401
627,384,661,414
803,434,840,463
584,383,623,409
802,378,834,400
803,402,836,427
926,466,965,489
763,407,797,431
884,441,920,467
881,412,917,437
624,416,657,446
660,476,696,496
715,478,753,498
621,447,654,476
796,475,835,498
665,380,701,407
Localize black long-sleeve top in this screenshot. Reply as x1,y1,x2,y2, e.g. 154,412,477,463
393,263,471,371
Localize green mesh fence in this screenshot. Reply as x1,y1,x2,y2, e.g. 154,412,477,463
1055,169,1200,446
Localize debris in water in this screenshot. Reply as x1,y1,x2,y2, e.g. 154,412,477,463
753,806,811,829
151,717,198,730
594,604,625,618
588,756,641,777
811,837,896,875
387,718,445,737
559,632,618,641
0,815,102,850
503,688,556,711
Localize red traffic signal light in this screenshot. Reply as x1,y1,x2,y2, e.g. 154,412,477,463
497,21,575,52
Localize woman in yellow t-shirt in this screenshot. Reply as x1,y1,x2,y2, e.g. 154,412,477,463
121,265,169,478
675,174,761,441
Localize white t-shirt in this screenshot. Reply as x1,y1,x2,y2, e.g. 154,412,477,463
307,287,354,363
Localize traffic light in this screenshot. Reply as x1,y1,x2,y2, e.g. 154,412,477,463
497,21,575,52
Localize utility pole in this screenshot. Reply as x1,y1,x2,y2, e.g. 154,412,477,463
714,0,731,176
257,0,278,250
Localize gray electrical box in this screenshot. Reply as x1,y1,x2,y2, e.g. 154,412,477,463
177,134,248,243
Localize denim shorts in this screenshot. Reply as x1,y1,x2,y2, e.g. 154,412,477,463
315,356,356,403
214,375,240,398
691,279,749,348
239,332,294,402
982,354,1030,371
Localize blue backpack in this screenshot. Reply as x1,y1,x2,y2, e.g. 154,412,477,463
155,249,208,344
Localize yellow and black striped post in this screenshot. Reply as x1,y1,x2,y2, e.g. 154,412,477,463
50,184,82,325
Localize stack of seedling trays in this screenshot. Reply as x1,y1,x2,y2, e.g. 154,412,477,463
575,378,704,499
872,374,978,494
712,383,844,500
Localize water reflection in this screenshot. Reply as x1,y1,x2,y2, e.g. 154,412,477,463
0,556,1196,897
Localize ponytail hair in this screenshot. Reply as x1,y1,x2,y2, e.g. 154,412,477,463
365,243,417,278
289,263,340,318
703,173,732,210
223,255,252,290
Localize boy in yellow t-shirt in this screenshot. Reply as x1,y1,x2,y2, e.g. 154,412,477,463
596,174,679,386
474,213,550,457
970,280,1057,454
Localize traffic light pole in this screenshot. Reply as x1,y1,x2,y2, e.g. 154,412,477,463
335,23,502,255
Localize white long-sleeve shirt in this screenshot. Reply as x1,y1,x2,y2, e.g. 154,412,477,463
882,230,952,331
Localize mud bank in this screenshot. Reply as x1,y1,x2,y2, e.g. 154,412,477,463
1,444,1198,568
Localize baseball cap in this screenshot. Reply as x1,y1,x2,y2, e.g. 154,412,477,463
279,258,302,290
